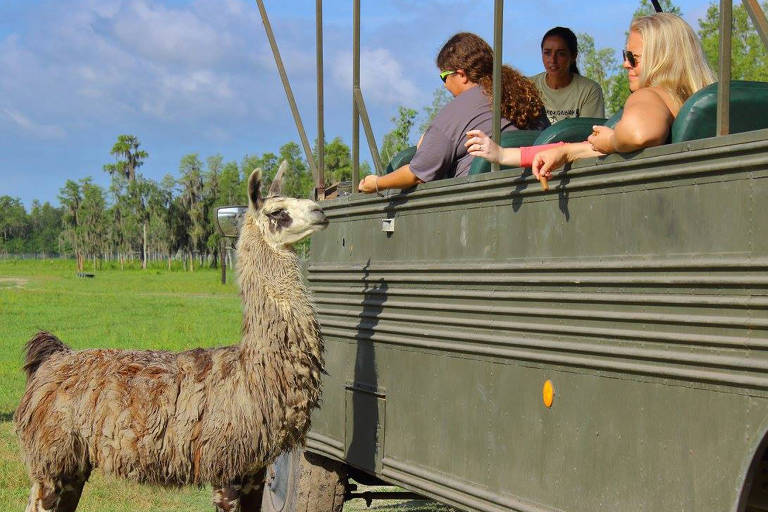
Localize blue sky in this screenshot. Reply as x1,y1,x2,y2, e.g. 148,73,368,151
0,0,710,208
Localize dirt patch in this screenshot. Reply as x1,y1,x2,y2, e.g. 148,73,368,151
0,278,28,289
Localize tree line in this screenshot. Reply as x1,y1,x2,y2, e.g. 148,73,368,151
0,136,372,270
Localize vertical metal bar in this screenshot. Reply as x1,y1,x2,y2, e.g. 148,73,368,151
354,88,384,174
717,0,732,136
491,0,503,172
742,0,768,52
352,0,360,185
255,0,319,183
316,0,325,198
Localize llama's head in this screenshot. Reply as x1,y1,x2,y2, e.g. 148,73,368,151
243,161,328,249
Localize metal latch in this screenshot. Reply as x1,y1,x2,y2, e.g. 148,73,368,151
381,218,395,232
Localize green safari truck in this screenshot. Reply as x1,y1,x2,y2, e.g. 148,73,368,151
218,2,768,511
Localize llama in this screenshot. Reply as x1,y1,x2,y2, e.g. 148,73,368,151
14,163,329,512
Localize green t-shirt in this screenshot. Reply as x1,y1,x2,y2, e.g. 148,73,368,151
531,72,605,124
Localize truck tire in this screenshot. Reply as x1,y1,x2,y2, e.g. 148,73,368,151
261,448,347,512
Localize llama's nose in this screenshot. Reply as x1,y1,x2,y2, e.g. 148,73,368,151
311,207,328,226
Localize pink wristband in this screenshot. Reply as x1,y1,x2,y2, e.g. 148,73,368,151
520,142,566,168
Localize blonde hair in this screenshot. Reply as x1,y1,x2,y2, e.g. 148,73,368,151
630,13,715,108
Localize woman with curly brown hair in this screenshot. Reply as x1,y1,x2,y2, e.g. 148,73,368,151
358,32,549,194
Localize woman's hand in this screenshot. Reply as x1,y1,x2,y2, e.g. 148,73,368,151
587,125,616,154
358,175,379,194
465,130,501,163
531,145,570,181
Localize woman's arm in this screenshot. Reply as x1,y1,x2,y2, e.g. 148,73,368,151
465,130,522,167
589,88,674,154
358,165,423,194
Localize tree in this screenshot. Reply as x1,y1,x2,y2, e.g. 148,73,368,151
0,196,29,254
379,106,417,167
219,161,245,205
178,153,206,270
103,135,148,182
79,179,108,268
698,0,768,80
58,180,84,269
278,142,313,198
28,201,63,255
577,33,619,114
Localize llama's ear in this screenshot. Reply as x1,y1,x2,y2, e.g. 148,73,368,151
248,168,263,210
268,160,288,197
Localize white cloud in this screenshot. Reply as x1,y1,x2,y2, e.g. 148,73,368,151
332,47,422,107
2,108,66,139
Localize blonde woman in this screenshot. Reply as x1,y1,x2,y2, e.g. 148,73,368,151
466,13,715,183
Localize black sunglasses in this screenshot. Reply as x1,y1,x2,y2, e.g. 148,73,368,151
622,50,641,68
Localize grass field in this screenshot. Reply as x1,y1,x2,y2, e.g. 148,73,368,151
0,259,452,512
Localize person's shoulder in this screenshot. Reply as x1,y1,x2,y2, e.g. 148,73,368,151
624,87,677,117
628,87,673,107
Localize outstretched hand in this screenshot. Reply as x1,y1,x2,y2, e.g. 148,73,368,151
358,175,378,194
531,146,570,181
465,130,501,163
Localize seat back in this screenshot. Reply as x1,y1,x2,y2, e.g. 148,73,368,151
672,81,768,142
532,117,607,145
383,146,418,174
468,130,542,175
605,109,623,128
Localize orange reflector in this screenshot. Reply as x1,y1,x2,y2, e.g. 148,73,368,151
542,380,554,408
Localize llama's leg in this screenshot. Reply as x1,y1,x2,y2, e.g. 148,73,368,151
239,469,266,512
25,480,58,512
56,472,90,512
212,485,242,512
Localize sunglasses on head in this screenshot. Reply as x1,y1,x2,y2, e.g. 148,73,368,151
440,70,456,82
622,50,641,68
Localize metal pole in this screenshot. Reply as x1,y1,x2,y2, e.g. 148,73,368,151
220,240,226,285
352,0,360,185
717,0,732,136
491,0,503,173
316,0,325,198
255,0,319,183
354,88,384,174
742,0,768,53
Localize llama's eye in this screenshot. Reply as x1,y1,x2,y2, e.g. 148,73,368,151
265,208,292,232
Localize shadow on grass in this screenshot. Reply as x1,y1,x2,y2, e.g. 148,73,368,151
0,411,14,422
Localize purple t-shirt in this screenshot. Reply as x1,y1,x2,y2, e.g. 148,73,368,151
409,85,547,181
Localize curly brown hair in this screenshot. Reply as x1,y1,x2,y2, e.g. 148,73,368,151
436,32,545,130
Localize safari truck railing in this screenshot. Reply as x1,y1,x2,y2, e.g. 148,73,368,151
216,2,768,512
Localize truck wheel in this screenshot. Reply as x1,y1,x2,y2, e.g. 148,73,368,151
261,448,347,512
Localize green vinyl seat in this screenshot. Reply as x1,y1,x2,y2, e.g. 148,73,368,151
468,130,542,175
671,81,768,143
383,146,417,174
532,117,608,145
605,108,623,128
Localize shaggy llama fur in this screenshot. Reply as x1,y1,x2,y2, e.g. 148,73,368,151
14,164,328,512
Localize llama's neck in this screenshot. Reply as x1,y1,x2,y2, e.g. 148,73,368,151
235,226,323,369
